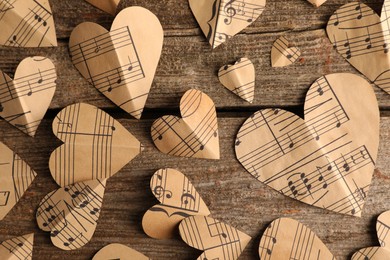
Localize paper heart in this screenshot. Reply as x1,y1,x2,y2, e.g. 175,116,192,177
259,218,335,259
306,0,327,7
142,168,210,239
327,2,390,94
151,89,220,159
49,103,142,187
36,179,106,250
235,73,379,216
179,215,251,260
271,36,301,67
0,233,34,259
0,0,57,47
352,211,390,259
218,57,255,103
93,244,150,260
69,7,163,119
85,0,120,15
0,56,57,137
189,0,266,49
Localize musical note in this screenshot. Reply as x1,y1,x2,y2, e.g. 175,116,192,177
271,36,301,67
0,233,34,259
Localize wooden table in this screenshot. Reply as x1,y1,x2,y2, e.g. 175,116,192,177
0,0,389,259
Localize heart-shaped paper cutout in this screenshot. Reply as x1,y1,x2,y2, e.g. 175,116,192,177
259,218,335,259
49,103,142,187
0,56,57,137
0,0,57,47
142,168,210,239
85,0,120,15
189,0,266,49
151,89,220,159
93,243,150,260
69,7,163,119
306,0,326,7
0,233,34,259
179,215,251,260
271,36,301,67
235,73,379,216
327,2,390,94
218,57,255,103
0,142,37,221
352,210,390,259
36,179,106,250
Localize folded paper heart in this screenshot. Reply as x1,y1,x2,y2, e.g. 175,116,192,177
179,215,251,260
306,0,327,7
218,57,255,103
189,0,266,48
49,103,142,187
0,233,34,259
235,73,379,216
151,89,220,159
327,2,390,94
142,168,210,239
0,56,57,137
69,7,163,119
352,210,390,259
93,244,150,260
259,218,335,259
271,36,301,67
85,0,120,15
36,179,106,250
0,0,57,47
0,142,37,221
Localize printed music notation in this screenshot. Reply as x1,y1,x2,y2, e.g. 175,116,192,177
179,216,251,260
93,243,150,260
218,57,255,103
235,73,379,216
49,103,142,187
36,179,106,250
259,218,335,260
271,36,301,67
0,233,34,260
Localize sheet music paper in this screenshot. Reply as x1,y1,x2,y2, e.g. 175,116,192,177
69,7,163,119
85,0,120,15
151,89,220,160
0,0,57,47
327,1,390,95
0,57,57,137
49,103,142,187
189,0,266,49
0,233,34,260
218,57,255,103
259,218,335,260
352,210,390,259
306,0,327,7
271,36,301,67
179,215,251,260
235,73,379,216
0,142,37,221
93,243,150,260
36,179,106,250
142,168,210,239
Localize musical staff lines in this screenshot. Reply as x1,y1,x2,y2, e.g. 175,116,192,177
271,36,301,67
0,233,34,260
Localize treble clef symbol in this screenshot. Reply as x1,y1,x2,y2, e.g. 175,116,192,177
224,0,237,25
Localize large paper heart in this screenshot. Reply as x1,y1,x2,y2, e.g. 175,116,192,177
151,89,220,159
93,244,150,260
179,216,251,260
259,218,335,259
36,179,106,250
327,2,390,94
85,0,120,15
0,56,57,137
0,0,57,47
0,233,34,259
142,168,210,239
189,0,266,49
271,36,301,68
235,73,379,216
49,103,142,187
69,7,163,119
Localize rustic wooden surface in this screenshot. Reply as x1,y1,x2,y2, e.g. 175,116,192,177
0,0,389,259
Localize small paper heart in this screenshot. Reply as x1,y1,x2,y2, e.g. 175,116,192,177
85,0,120,15
0,233,34,259
306,0,327,7
93,243,150,260
271,36,301,67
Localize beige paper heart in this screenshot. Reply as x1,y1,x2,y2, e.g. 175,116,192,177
306,0,327,7
352,211,390,259
36,179,106,250
69,7,163,119
0,142,37,221
218,57,255,103
259,218,335,259
0,56,57,137
85,0,120,15
0,233,34,260
189,0,266,49
271,36,301,67
151,89,220,159
49,103,142,187
93,244,150,260
179,215,251,260
235,73,379,216
0,0,57,47
327,2,390,94
142,168,210,239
